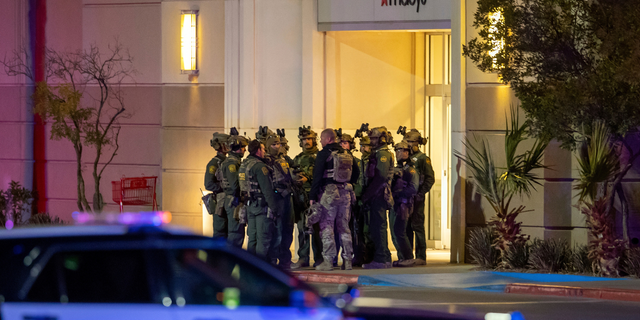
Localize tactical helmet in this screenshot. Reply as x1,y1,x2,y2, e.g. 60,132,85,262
359,136,371,146
403,128,428,153
228,135,249,151
339,133,356,151
394,140,411,151
404,129,427,144
298,125,318,148
255,126,281,156
368,126,390,147
210,132,230,150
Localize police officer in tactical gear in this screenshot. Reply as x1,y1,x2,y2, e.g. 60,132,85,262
361,126,395,269
219,128,250,247
402,129,435,265
357,135,375,265
337,130,365,266
205,132,230,238
239,140,279,262
292,126,324,269
310,129,360,271
257,127,295,268
390,141,419,267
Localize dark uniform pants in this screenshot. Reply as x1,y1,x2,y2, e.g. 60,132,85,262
247,203,277,262
390,205,414,260
275,194,294,267
225,196,245,248
407,198,427,260
211,193,228,239
366,197,392,263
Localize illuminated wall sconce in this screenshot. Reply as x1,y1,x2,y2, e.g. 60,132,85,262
181,10,199,75
487,9,504,70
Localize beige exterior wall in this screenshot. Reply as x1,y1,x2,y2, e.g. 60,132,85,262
0,0,225,233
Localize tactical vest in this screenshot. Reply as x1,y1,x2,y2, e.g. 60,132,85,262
412,151,426,187
323,150,353,183
219,156,242,192
271,156,291,187
208,156,225,193
239,157,262,199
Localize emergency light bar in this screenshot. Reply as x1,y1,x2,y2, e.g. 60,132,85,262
72,211,172,226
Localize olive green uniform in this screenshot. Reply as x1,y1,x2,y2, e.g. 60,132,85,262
269,154,295,268
408,151,435,261
390,159,419,260
239,155,279,262
361,146,395,264
204,152,228,238
220,152,245,247
293,147,323,265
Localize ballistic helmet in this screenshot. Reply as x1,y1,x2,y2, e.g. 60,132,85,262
228,127,249,151
368,126,391,147
339,133,356,151
359,136,371,146
298,125,318,148
394,140,411,151
210,132,230,150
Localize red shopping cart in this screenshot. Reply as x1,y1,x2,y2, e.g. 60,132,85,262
111,176,158,212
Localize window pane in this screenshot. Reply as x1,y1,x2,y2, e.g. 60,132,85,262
29,250,151,303
171,249,291,307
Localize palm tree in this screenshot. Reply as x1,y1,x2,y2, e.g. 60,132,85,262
456,105,548,266
575,121,624,276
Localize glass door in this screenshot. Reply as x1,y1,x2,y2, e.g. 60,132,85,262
425,33,451,249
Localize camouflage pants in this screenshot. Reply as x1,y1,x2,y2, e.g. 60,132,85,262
319,184,353,263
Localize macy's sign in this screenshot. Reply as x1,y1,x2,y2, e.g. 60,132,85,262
381,0,428,13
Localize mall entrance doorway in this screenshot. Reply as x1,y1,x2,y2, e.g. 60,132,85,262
324,30,452,250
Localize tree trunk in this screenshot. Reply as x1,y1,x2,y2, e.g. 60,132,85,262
616,184,629,243
74,143,90,212
92,145,103,213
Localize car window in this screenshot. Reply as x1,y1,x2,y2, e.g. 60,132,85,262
28,250,151,303
170,249,292,307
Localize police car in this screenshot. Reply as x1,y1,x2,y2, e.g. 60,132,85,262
0,211,342,320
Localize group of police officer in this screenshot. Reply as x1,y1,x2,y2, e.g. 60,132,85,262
204,125,434,270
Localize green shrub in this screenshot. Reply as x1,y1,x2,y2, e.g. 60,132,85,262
571,244,593,274
621,247,640,278
27,213,65,226
467,227,500,269
529,238,571,273
503,240,530,270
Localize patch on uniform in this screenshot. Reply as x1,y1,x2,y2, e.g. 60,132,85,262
239,173,245,181
426,158,432,165
262,167,269,175
208,166,215,174
412,157,418,162
380,156,388,163
229,165,236,173
410,169,416,174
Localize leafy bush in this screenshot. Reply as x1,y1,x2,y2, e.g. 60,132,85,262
503,240,530,270
0,181,35,228
529,238,571,273
27,213,65,226
571,244,593,274
467,227,500,269
621,247,640,278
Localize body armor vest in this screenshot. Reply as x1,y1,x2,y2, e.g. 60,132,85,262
219,156,241,192
239,157,262,199
323,150,353,183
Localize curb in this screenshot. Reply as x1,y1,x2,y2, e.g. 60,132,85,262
293,271,359,285
505,283,640,302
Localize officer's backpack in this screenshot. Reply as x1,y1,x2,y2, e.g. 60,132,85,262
325,150,353,183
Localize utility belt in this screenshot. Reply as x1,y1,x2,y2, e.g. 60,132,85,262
246,195,267,207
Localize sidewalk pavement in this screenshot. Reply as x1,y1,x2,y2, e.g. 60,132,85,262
293,250,640,303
